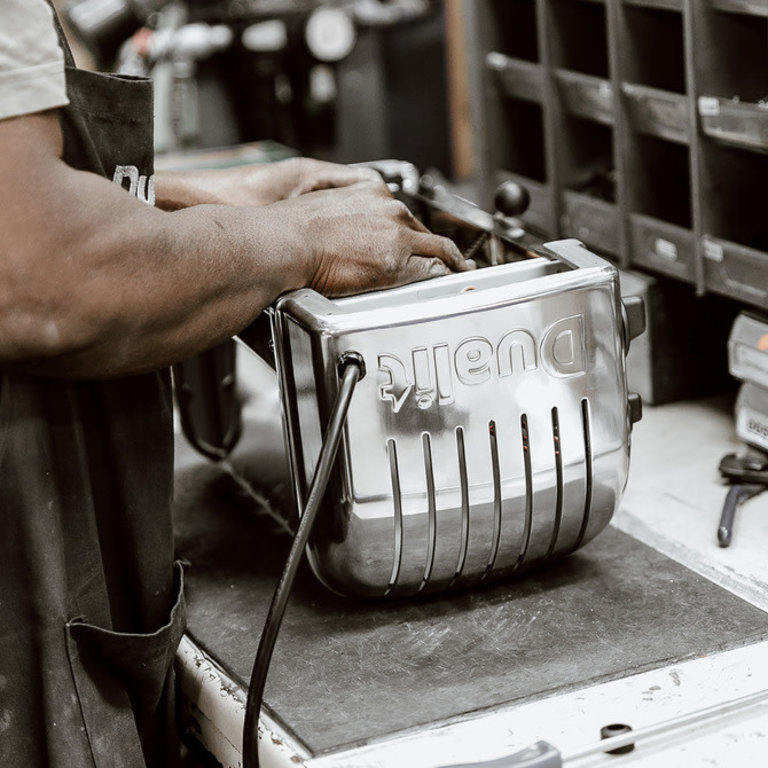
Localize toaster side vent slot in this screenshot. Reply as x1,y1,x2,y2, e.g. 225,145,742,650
484,420,503,577
574,398,594,550
419,432,438,592
516,413,534,568
385,438,404,595
451,426,471,585
546,407,564,559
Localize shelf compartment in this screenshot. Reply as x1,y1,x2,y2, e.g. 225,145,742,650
702,236,768,308
561,191,620,255
493,97,548,184
623,84,689,144
548,0,610,78
699,142,768,249
486,53,544,104
629,213,695,282
710,0,768,17
485,0,540,62
560,117,616,200
698,96,768,153
555,70,614,125
618,4,687,94
624,134,691,228
495,171,554,236
695,10,767,102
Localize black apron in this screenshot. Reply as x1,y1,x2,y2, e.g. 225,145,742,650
0,8,185,768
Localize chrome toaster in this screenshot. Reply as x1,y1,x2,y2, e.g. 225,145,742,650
265,167,645,599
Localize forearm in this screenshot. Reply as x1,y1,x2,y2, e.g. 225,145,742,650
0,112,466,379
1,161,312,378
154,164,281,210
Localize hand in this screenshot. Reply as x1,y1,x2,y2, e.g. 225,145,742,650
155,157,381,210
278,157,382,198
215,157,382,204
272,178,474,298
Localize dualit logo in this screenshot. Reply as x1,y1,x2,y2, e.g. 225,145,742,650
378,315,587,413
112,165,155,205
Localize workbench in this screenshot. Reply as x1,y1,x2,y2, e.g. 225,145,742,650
173,352,768,768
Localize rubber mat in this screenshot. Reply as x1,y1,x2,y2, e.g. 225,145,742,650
173,442,768,756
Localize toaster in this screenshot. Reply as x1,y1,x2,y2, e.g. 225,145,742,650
252,166,645,599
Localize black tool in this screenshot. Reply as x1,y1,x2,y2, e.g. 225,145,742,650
716,450,768,547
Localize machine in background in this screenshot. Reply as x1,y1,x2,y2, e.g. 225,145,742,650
717,313,768,547
63,0,453,174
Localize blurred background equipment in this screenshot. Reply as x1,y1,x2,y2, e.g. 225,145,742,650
63,0,454,174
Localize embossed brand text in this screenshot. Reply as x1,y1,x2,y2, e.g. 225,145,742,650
378,314,586,412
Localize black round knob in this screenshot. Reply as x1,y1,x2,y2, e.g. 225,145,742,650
493,181,530,217
600,723,635,755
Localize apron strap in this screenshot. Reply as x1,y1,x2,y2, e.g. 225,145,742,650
46,0,79,69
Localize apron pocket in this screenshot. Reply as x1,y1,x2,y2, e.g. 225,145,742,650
65,562,186,768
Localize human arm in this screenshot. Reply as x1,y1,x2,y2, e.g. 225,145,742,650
153,156,384,210
0,111,468,380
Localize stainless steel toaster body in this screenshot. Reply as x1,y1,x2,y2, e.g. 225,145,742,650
271,239,637,598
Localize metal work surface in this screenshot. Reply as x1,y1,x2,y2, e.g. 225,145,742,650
173,402,768,759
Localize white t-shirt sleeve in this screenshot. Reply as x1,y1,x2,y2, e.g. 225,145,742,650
0,0,69,120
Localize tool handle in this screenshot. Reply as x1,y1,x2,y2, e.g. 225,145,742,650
717,484,763,547
718,486,740,546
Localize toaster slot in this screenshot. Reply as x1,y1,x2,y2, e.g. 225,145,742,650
481,415,529,579
333,257,564,312
420,433,439,592
518,413,534,567
531,395,594,561
575,397,594,551
496,407,561,572
451,427,471,585
486,420,504,576
385,438,404,596
546,407,565,559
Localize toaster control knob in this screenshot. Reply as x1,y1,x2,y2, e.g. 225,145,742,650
628,392,643,426
621,295,646,348
493,180,530,218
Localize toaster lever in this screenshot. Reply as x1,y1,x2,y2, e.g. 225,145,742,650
493,180,530,219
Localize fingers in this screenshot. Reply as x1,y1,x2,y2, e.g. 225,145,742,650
317,164,383,188
408,230,474,273
289,163,385,197
408,256,452,281
347,166,385,185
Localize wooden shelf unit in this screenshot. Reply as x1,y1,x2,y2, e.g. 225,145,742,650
462,0,768,309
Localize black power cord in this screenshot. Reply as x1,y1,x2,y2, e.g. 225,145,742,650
242,352,365,768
